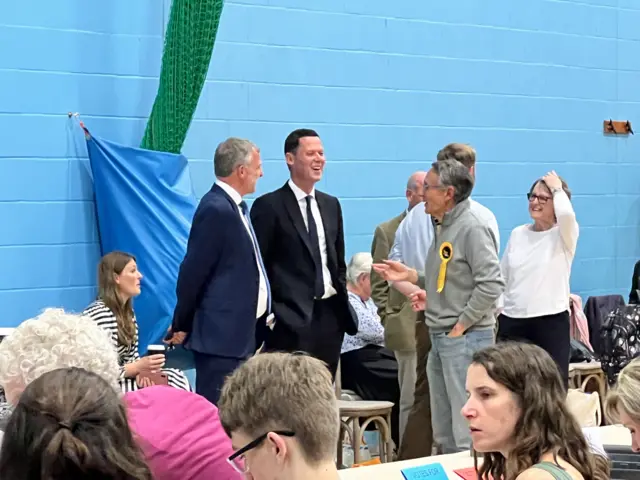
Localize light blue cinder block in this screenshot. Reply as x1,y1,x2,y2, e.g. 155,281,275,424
0,0,639,327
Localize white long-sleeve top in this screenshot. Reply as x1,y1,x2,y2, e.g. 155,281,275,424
500,189,579,318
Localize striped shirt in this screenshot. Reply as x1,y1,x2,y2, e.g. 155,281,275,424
83,300,191,393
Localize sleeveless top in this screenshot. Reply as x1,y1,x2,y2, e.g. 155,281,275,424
532,461,574,480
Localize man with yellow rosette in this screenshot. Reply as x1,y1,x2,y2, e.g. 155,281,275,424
373,158,504,455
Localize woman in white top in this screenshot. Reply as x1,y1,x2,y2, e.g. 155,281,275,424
498,171,578,387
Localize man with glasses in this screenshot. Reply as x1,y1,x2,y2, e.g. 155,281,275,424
386,143,500,459
374,159,504,454
218,352,340,480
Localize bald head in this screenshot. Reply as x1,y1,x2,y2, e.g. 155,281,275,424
406,171,427,210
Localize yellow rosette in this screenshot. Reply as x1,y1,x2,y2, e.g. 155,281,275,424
437,242,453,293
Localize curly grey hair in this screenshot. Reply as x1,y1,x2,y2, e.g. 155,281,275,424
0,308,120,404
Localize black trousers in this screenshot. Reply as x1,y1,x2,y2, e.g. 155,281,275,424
264,296,344,379
193,352,244,405
341,345,401,447
497,310,570,388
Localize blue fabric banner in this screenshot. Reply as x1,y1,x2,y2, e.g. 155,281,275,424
86,132,197,353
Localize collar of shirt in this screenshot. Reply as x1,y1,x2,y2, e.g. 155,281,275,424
216,179,242,206
287,179,315,202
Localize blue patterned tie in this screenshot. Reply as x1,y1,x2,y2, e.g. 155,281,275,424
240,201,271,313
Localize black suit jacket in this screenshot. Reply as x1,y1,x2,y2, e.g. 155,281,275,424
630,260,640,304
172,183,261,359
250,182,357,335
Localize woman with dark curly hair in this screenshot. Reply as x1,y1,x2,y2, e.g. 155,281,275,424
0,367,153,479
462,342,609,480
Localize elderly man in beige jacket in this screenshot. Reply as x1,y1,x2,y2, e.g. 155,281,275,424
370,170,427,447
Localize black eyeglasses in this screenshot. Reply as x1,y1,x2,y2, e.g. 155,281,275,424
227,430,295,473
527,193,552,204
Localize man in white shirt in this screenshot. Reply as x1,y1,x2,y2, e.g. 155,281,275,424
370,171,427,447
250,129,358,379
167,137,270,405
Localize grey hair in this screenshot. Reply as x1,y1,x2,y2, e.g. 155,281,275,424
214,137,256,178
431,159,475,204
346,252,373,284
0,308,120,404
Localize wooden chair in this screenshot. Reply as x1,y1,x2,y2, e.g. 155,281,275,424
569,361,608,424
334,360,394,467
569,361,607,399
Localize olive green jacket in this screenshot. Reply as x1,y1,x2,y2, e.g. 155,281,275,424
370,211,417,353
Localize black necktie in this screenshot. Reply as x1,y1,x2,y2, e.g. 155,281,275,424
305,196,325,298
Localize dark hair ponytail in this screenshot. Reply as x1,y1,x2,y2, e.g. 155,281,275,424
0,367,153,480
40,424,92,477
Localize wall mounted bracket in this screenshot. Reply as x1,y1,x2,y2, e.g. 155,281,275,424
604,119,633,135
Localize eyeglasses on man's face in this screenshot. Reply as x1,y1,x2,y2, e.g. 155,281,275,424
227,430,295,474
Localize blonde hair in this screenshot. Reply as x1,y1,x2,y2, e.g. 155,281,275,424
605,357,640,424
218,352,339,465
0,308,120,400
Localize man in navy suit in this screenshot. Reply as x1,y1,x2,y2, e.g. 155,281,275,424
165,137,269,405
250,129,357,379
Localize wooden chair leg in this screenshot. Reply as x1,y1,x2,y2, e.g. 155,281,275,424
352,417,362,465
386,412,393,462
336,424,344,468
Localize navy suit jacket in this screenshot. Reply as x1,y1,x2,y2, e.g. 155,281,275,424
171,183,261,359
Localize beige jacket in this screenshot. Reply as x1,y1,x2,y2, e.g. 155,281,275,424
370,211,417,352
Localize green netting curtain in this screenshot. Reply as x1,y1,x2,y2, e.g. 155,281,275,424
141,0,225,154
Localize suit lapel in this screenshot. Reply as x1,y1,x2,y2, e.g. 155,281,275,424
281,183,314,257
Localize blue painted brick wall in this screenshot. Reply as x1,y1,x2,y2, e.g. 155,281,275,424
1,0,639,326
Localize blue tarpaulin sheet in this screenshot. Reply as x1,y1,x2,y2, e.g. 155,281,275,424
86,131,197,353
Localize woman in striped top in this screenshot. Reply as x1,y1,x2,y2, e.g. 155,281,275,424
83,251,190,392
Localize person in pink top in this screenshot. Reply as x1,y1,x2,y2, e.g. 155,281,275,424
125,385,241,480
0,308,241,480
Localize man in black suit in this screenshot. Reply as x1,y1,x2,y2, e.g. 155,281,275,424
165,137,270,405
250,129,357,378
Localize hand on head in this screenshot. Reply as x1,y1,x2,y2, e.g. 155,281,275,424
542,170,562,190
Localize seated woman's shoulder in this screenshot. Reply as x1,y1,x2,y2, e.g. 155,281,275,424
82,300,113,320
83,299,107,312
516,470,554,480
516,464,583,480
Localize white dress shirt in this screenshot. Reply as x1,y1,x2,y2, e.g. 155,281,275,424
216,180,268,317
389,199,500,271
287,179,337,298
